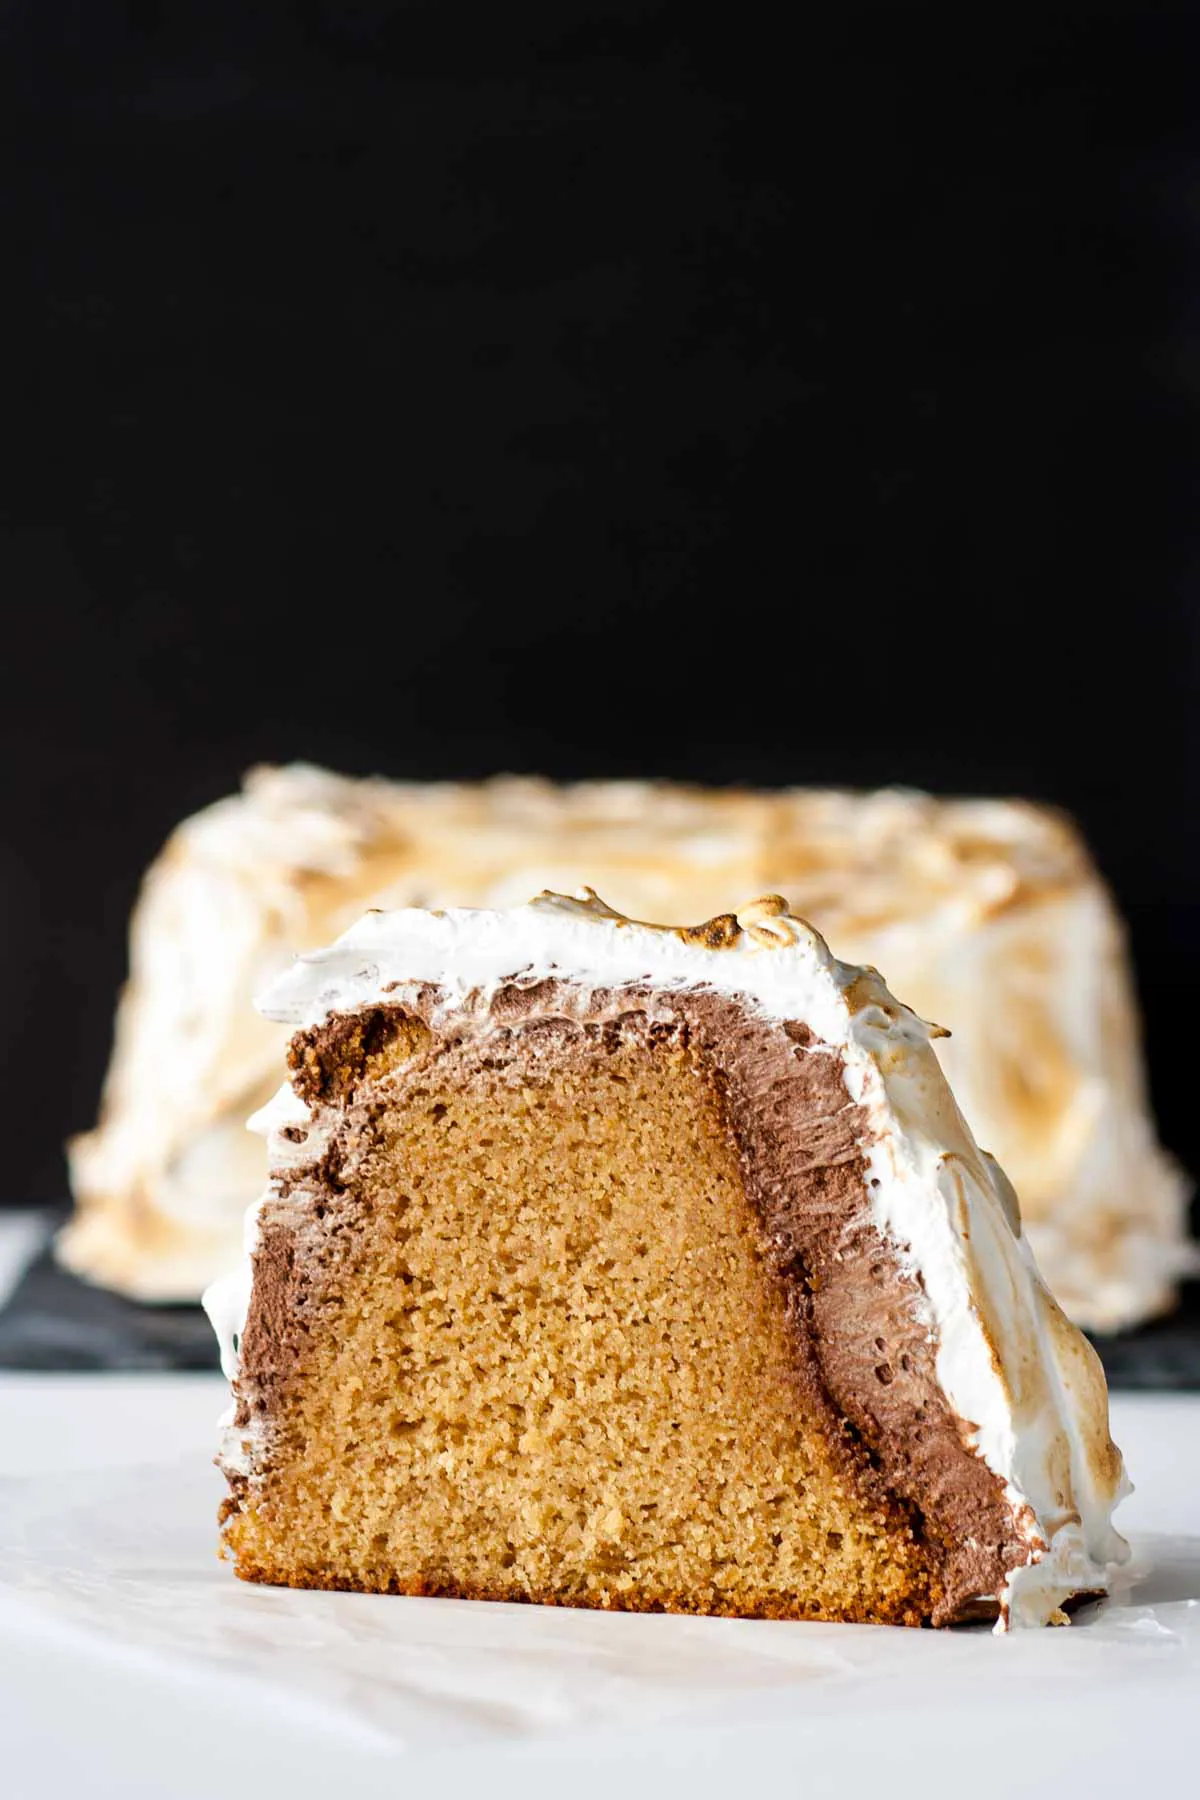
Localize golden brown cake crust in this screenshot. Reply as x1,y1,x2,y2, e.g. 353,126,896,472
221,1562,938,1628
225,981,1027,1624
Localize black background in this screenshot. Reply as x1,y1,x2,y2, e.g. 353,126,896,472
2,2,1198,1204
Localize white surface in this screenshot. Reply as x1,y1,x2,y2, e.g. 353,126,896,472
0,1222,1197,1797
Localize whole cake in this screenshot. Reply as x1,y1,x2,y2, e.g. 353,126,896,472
68,764,1190,1330
205,891,1128,1628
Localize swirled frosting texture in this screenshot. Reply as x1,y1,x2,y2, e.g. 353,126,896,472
206,889,1129,1630
70,765,1191,1320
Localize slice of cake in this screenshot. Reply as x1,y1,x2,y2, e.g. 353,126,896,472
67,764,1190,1331
204,890,1128,1628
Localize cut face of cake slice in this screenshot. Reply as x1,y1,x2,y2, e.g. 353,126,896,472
205,891,1129,1629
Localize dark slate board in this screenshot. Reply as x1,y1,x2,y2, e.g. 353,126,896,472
1089,1279,1200,1390
0,1234,220,1371
1,1215,1198,1385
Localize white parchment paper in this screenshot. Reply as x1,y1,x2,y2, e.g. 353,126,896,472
0,1453,1197,1754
